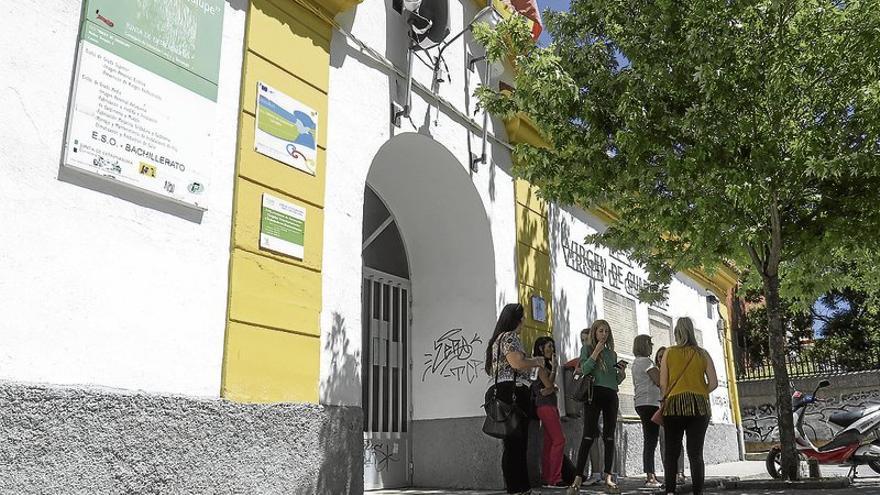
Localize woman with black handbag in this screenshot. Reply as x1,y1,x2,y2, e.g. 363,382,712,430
484,303,544,495
568,320,626,494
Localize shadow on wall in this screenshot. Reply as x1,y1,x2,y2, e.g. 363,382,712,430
227,0,246,11
321,312,361,406
317,312,364,493
549,205,599,361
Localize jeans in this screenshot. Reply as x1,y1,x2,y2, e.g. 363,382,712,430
574,386,619,477
663,415,710,494
635,405,660,474
496,381,531,493
537,405,565,484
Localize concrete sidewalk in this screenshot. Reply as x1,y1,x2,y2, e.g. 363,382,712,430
369,460,762,494
368,461,880,494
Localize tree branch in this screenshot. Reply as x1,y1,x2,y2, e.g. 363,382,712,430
769,190,783,276
747,243,767,279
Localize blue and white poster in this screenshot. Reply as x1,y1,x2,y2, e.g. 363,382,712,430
254,82,318,175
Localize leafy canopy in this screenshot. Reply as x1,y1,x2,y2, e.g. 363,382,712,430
475,0,880,297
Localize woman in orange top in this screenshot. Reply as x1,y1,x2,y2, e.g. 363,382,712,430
659,317,718,495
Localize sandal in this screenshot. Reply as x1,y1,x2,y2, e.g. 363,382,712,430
566,476,582,495
604,475,620,493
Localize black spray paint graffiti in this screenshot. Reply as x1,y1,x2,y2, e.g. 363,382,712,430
422,328,484,384
364,441,400,473
712,393,732,424
742,388,880,443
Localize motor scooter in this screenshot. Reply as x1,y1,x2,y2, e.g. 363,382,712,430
766,379,880,479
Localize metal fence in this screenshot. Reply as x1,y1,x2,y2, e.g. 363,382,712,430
736,349,880,381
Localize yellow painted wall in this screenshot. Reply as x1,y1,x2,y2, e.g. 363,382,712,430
514,178,553,351
221,0,337,404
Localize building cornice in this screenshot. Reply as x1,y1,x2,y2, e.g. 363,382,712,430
321,0,363,16
503,113,549,149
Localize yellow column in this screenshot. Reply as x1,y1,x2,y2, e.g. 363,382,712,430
506,115,553,350
221,0,359,404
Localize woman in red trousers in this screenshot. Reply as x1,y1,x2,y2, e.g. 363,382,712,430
531,336,567,488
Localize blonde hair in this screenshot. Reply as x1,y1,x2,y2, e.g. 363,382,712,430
674,317,699,347
632,334,653,357
585,319,614,370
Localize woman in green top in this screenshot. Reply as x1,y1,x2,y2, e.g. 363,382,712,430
568,320,627,494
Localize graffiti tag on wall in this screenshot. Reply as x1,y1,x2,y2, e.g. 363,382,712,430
422,328,483,384
711,392,732,424
741,388,880,443
364,440,400,473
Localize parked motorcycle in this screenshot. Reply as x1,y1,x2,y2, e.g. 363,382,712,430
766,379,880,478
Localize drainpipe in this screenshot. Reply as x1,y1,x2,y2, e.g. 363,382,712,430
719,304,747,460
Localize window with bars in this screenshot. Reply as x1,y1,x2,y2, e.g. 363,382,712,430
603,288,638,417
648,309,673,350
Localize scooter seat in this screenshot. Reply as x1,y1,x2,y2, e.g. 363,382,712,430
829,409,864,427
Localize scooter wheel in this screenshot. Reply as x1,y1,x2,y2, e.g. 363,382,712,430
869,460,880,475
766,447,782,479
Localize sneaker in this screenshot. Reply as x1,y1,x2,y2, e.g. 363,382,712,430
542,481,567,488
585,475,603,485
645,479,662,488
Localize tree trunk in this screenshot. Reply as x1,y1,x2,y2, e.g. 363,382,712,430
764,268,800,480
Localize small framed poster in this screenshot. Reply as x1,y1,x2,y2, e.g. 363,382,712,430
531,295,547,323
260,193,306,259
254,82,319,175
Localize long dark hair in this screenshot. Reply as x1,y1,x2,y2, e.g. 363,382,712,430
533,336,554,371
484,303,525,375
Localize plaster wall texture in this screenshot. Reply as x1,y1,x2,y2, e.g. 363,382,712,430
0,380,362,495
321,0,519,416
738,371,880,446
0,0,246,397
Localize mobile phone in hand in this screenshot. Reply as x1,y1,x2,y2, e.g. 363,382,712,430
614,360,628,369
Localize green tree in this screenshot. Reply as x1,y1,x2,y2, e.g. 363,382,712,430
738,292,813,367
810,288,880,369
475,0,880,479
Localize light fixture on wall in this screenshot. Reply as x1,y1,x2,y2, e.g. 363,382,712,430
391,0,451,127
392,0,450,49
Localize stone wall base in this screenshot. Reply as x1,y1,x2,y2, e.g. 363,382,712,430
0,381,362,494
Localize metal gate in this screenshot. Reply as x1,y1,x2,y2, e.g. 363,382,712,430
363,268,411,489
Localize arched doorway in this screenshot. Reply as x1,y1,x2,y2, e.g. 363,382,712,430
361,133,496,489
362,185,412,489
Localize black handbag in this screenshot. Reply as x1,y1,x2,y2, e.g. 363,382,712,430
566,368,594,404
481,341,526,439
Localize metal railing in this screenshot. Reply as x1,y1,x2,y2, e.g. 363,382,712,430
736,348,880,381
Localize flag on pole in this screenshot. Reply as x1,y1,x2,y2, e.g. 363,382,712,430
500,0,543,40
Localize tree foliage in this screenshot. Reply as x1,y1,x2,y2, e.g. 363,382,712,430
739,287,880,370
475,0,880,479
738,291,814,365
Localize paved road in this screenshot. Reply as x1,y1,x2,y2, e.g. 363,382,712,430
703,479,880,495
370,463,880,494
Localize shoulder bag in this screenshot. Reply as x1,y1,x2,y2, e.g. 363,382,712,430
652,348,699,426
566,367,594,404
482,337,526,439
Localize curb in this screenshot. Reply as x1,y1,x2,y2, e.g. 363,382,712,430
717,476,852,490
674,476,739,493
744,452,766,461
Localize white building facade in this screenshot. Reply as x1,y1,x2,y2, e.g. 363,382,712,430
0,0,742,492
